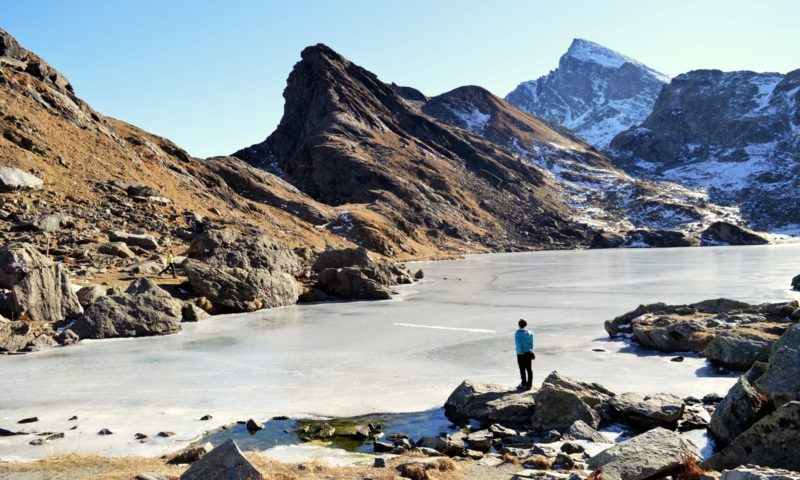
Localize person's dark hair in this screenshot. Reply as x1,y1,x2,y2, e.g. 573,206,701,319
518,319,527,328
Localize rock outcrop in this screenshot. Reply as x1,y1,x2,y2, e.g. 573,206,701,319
706,402,800,471
444,380,536,427
587,427,701,480
709,375,767,446
605,299,797,369
307,247,415,301
183,228,302,312
792,275,800,291
0,242,82,322
71,278,182,339
607,392,685,430
700,221,769,246
0,167,43,192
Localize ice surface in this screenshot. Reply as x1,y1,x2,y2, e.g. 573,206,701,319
1,245,799,460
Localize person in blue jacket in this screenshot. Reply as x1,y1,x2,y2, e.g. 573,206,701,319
515,318,535,390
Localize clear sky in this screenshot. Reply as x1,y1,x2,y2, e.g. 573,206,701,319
3,0,798,158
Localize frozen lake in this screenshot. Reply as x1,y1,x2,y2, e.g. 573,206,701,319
1,244,799,460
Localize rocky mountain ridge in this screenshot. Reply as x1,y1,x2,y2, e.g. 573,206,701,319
610,68,800,233
506,39,669,149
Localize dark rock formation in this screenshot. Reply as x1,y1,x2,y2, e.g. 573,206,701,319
607,392,685,430
233,43,595,255
179,439,263,480
531,371,614,432
623,229,693,248
444,380,536,427
71,278,182,339
701,221,769,246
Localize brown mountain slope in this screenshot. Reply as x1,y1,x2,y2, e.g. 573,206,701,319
0,28,359,279
234,44,594,255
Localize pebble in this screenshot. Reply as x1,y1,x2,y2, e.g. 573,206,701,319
17,417,39,424
98,428,113,435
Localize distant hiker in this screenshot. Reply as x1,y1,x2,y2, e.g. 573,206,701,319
515,318,535,390
159,250,176,278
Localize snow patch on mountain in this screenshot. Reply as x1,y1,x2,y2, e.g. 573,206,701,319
442,103,490,134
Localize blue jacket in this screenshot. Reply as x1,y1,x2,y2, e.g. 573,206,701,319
515,329,534,355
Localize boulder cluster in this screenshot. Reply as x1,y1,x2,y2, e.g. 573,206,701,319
605,298,800,370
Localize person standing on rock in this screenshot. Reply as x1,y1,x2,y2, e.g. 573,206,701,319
515,318,535,390
159,250,176,278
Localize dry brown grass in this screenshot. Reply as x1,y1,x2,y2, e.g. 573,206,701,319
586,467,604,480
676,452,704,480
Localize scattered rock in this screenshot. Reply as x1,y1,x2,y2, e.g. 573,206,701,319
588,427,701,480
561,441,585,454
98,242,136,259
246,419,262,432
56,328,79,346
700,222,769,246
134,433,148,440
704,331,775,370
180,439,263,480
671,356,685,362
709,376,766,446
754,325,800,406
0,167,43,192
157,431,176,438
624,229,693,248
71,278,183,339
373,457,388,468
98,428,113,435
466,429,493,452
590,231,626,249
200,415,213,421
76,285,107,307
531,371,613,432
608,392,685,430
17,417,38,424
562,420,608,443
28,438,47,446
414,269,424,280
109,231,160,251
792,275,800,291
169,442,213,464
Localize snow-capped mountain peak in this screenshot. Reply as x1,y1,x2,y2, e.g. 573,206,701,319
506,39,670,149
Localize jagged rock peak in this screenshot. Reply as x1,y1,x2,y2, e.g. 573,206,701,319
565,38,669,80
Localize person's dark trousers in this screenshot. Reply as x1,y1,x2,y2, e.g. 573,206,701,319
159,263,176,278
517,352,533,387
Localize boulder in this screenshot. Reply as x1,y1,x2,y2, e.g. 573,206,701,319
587,427,701,480
590,231,626,249
180,439,263,480
71,278,182,339
181,302,210,322
184,228,302,312
55,328,78,346
700,222,769,246
721,466,800,480
709,372,768,446
169,442,213,464
312,247,374,271
792,275,800,291
755,326,800,406
444,380,536,427
705,401,800,471
184,260,301,312
531,372,613,432
624,229,693,248
76,285,107,307
704,331,776,370
416,435,464,456
0,318,36,353
0,167,43,192
607,392,685,430
0,242,82,321
315,267,392,300
98,242,136,259
109,231,160,251
561,420,608,443
466,429,493,452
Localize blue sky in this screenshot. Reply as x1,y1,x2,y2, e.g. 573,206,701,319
3,0,798,158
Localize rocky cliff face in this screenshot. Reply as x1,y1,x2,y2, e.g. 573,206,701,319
610,69,800,232
422,85,740,234
234,44,596,255
506,39,669,149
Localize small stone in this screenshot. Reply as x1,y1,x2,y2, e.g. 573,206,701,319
135,433,149,440
17,417,39,424
246,419,262,432
68,416,78,421
28,438,47,446
98,428,113,435
561,441,585,454
46,433,64,440
671,356,685,362
374,457,388,468
200,415,213,421
157,431,176,438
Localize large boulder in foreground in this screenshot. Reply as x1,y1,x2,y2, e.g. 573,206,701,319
588,427,701,480
709,375,767,446
531,371,614,432
0,242,82,321
71,279,182,339
184,228,302,312
180,439,263,480
700,221,769,246
755,325,800,406
704,330,777,370
607,392,685,430
444,380,536,427
705,401,800,472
